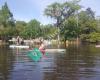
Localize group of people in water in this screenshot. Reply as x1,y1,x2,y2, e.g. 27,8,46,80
16,36,46,55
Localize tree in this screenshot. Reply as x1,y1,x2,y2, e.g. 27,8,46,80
21,19,41,38
86,8,95,19
0,2,15,40
79,8,97,34
61,16,79,40
15,21,27,36
44,0,81,27
79,8,99,42
0,2,15,28
41,24,57,39
44,0,81,41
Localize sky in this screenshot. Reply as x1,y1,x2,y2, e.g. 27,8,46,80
0,0,100,24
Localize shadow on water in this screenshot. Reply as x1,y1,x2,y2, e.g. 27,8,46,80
0,44,100,80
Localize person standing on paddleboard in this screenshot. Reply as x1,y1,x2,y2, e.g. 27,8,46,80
16,36,20,45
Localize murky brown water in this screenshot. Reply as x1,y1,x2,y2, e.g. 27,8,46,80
0,44,100,80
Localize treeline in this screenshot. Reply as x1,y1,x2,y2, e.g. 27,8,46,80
44,0,100,43
0,0,100,43
0,2,57,41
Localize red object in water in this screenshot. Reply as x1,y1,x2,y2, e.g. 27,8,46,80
39,49,45,55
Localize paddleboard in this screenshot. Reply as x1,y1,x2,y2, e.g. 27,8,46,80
9,45,29,48
45,49,66,53
29,49,66,53
95,45,100,47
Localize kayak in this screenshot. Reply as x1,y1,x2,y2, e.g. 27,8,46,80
27,48,42,61
9,45,29,48
27,48,66,61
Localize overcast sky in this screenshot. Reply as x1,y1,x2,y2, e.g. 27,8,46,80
0,0,100,24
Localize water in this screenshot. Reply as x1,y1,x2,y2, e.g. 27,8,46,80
0,44,100,80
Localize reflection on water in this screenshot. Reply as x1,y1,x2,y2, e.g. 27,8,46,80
0,44,100,80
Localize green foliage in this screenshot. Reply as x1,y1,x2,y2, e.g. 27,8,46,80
0,2,15,27
79,8,97,34
78,8,99,42
80,32,100,42
0,2,15,40
88,32,100,42
20,19,41,38
96,18,100,32
44,2,61,19
44,0,81,27
80,34,89,41
61,16,79,40
0,1,100,43
44,0,81,40
86,8,95,19
15,21,27,36
41,24,57,39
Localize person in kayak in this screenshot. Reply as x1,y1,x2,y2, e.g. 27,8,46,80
39,41,45,55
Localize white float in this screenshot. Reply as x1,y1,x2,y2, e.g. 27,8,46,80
29,49,66,53
95,45,100,48
9,45,29,48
